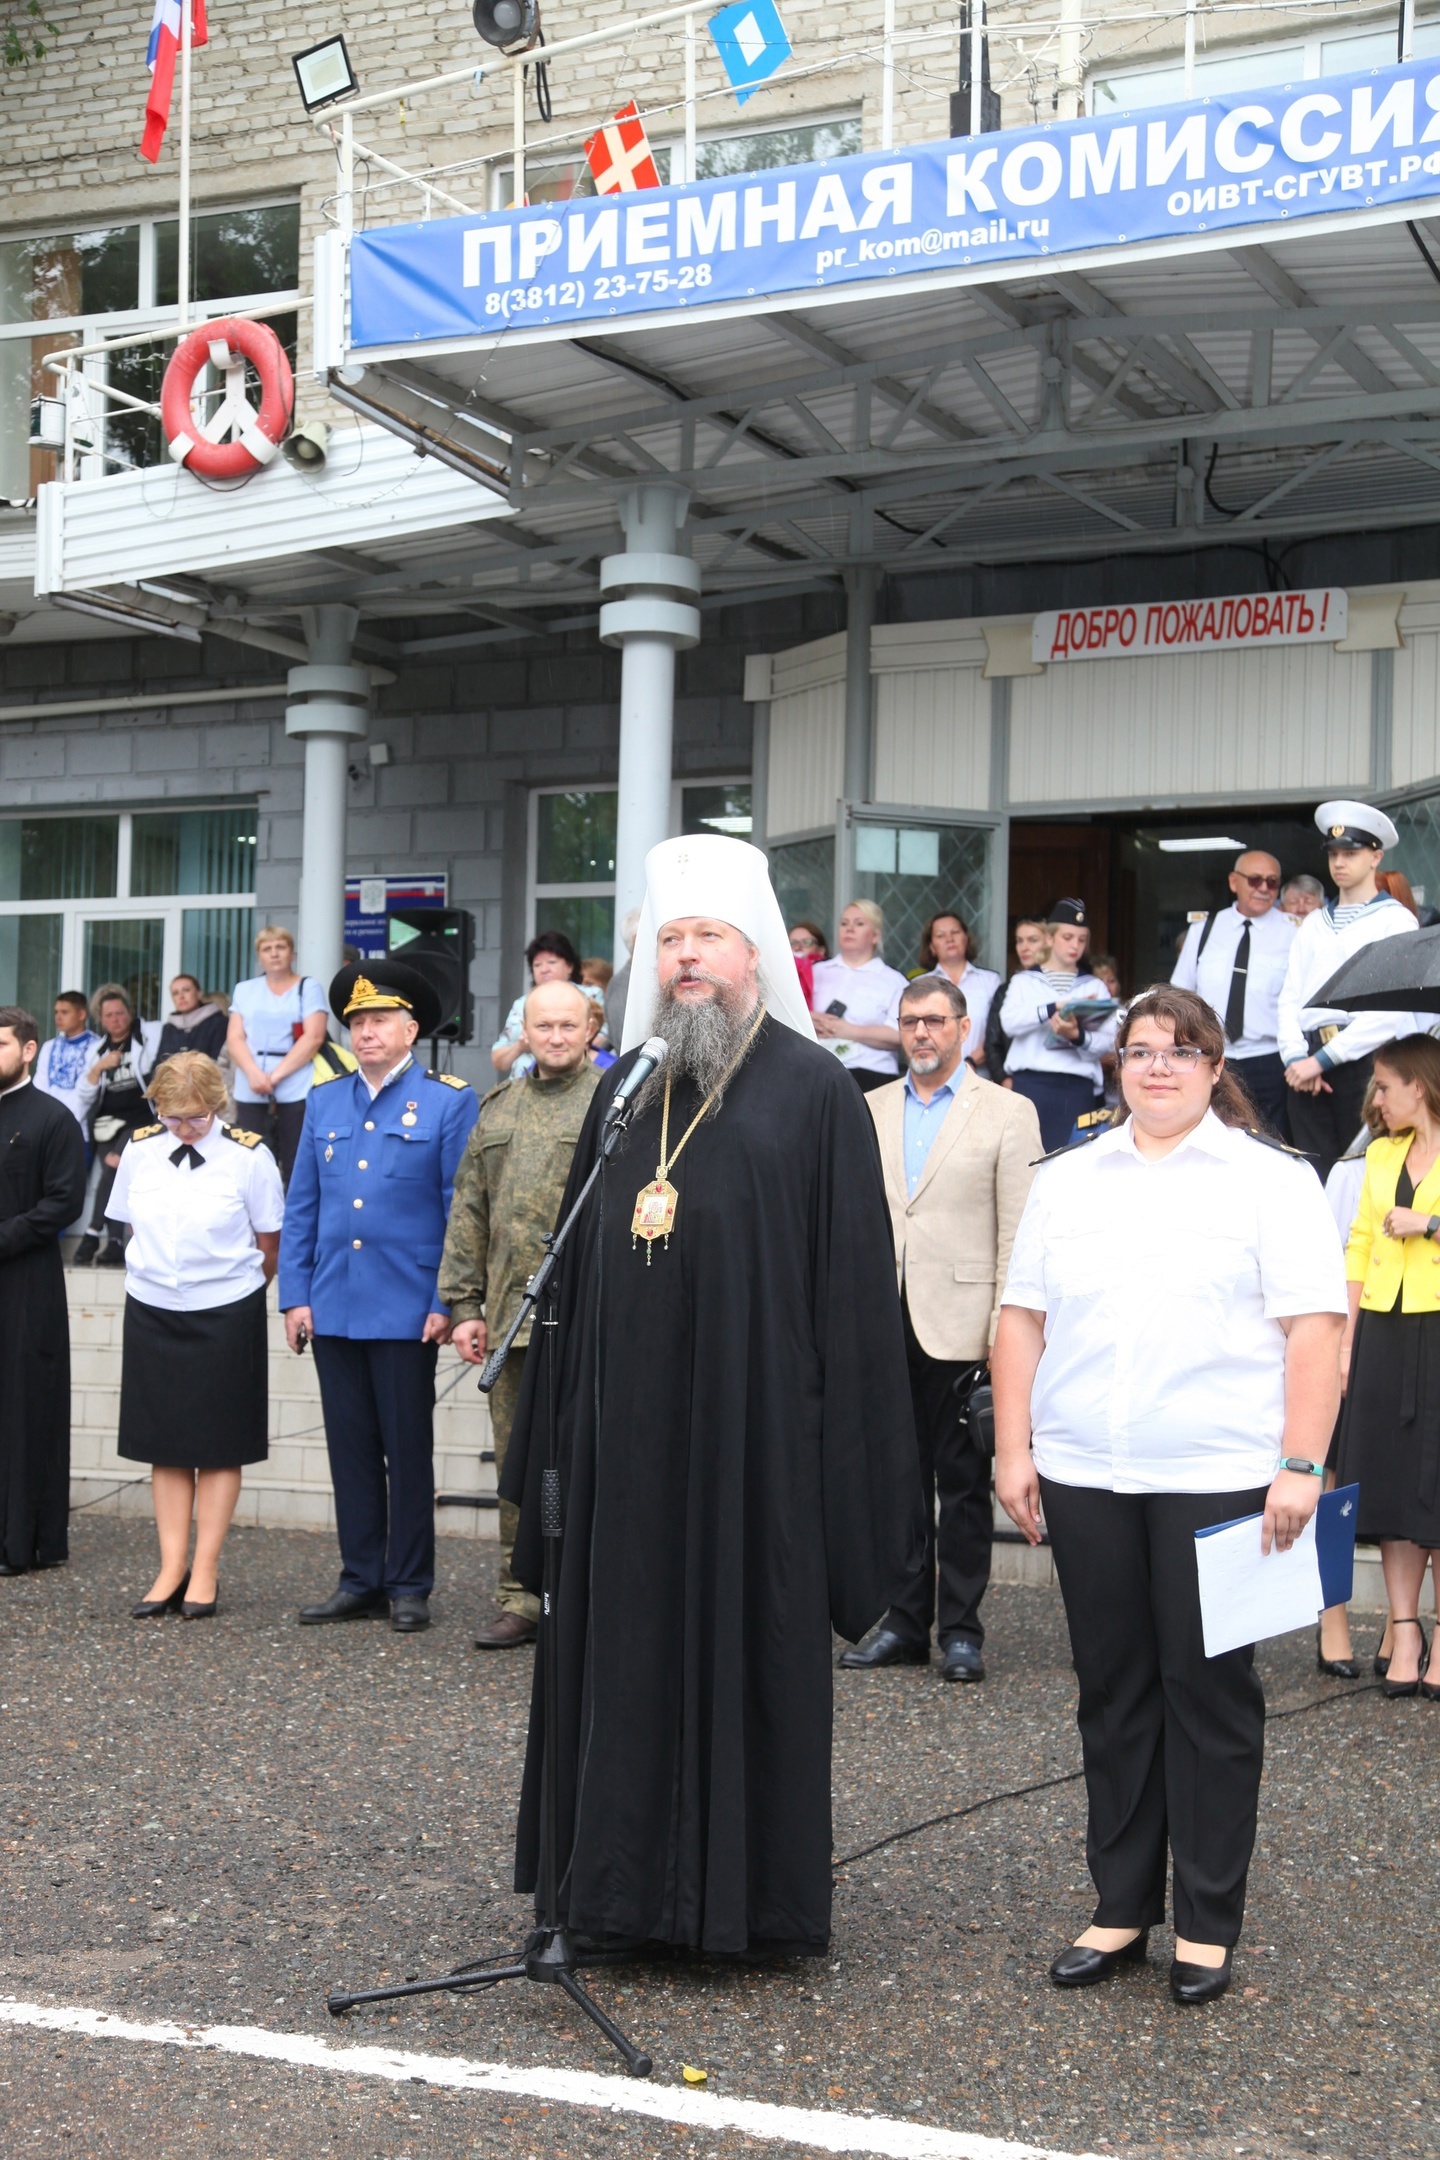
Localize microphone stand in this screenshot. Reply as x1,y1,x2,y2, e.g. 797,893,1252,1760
326,1099,653,2078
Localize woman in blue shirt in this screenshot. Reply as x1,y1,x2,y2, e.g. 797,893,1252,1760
226,925,328,1184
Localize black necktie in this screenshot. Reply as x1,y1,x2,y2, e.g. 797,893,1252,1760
1225,922,1251,1044
170,1143,204,1170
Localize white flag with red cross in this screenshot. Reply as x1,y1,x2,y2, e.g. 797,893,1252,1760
583,101,662,194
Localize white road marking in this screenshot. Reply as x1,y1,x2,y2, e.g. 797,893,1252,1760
0,1996,1097,2160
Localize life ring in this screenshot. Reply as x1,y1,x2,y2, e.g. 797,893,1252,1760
160,316,293,480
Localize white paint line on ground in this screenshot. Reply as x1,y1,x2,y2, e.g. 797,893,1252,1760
0,1996,1099,2160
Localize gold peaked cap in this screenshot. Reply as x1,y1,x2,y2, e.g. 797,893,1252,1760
342,973,414,1017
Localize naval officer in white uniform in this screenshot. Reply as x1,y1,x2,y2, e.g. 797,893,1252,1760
1171,849,1296,1138
1277,801,1420,1178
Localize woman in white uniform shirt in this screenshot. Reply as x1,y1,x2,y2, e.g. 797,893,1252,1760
105,1053,284,1620
917,911,1000,1071
810,900,907,1093
993,987,1346,2005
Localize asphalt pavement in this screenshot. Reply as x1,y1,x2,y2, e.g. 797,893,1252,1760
0,1517,1434,2160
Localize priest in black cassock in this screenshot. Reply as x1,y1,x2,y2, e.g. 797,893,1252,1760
0,1006,88,1575
501,836,924,1957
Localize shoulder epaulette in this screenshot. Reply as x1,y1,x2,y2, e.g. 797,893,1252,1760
427,1069,471,1090
131,1123,164,1142
1243,1125,1312,1160
1075,1108,1115,1131
311,1063,348,1086
1030,1129,1109,1167
223,1123,262,1148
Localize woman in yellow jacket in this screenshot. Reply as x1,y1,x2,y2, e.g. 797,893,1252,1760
1337,1033,1440,1699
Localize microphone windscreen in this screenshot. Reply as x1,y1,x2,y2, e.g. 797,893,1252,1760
639,1036,669,1068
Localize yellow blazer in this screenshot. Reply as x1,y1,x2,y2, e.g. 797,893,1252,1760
1346,1133,1440,1313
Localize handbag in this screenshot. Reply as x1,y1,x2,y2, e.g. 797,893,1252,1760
952,1363,994,1457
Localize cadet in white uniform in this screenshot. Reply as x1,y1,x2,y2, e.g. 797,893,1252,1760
1171,848,1295,1137
1277,801,1419,1178
999,898,1118,1150
993,985,1346,2006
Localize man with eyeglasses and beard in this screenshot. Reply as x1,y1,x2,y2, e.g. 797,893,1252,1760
1172,849,1296,1139
499,834,923,1961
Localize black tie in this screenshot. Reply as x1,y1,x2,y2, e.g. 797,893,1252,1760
169,1143,204,1170
1225,922,1250,1044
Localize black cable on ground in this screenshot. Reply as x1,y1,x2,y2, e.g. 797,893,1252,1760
833,1678,1389,1871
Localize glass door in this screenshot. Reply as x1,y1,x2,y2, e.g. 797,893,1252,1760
844,807,1003,980
80,915,167,1019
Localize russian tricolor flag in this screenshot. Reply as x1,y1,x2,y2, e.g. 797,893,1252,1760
141,0,209,164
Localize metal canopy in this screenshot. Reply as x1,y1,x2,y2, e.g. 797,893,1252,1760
30,204,1440,661
315,203,1440,654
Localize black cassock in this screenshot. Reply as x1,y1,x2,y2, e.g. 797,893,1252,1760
0,1083,87,1571
501,1017,923,1955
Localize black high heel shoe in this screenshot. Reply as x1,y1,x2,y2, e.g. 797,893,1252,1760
1382,1616,1428,1698
1170,1950,1232,2005
1315,1627,1360,1679
131,1571,189,1619
180,1584,218,1620
1049,1929,1149,1987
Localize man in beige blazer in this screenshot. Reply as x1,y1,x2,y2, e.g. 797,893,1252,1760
841,973,1041,1681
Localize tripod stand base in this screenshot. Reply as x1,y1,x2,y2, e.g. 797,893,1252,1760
326,1926,653,2077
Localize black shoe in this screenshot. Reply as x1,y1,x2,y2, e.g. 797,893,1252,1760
132,1571,190,1619
1169,1951,1232,2005
181,1586,218,1620
838,1625,929,1669
1315,1627,1360,1679
95,1240,126,1268
390,1596,430,1633
1050,1930,1149,1988
1373,1626,1391,1678
298,1588,386,1625
0,1563,26,1577
71,1236,99,1267
941,1638,986,1683
1382,1616,1428,1698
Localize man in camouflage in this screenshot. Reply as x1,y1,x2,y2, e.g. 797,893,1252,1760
442,978,600,1647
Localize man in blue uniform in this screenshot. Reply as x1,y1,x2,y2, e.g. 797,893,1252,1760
280,959,478,1633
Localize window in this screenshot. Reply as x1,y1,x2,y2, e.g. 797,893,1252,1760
1090,19,1440,112
0,805,258,1019
0,200,300,501
495,114,860,206
531,788,617,957
681,781,752,837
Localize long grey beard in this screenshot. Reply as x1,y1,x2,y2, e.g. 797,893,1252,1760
632,975,761,1119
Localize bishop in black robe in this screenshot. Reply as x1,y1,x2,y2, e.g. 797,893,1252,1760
501,1015,924,1956
0,1080,88,1572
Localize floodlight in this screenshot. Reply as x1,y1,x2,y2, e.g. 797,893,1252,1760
283,420,330,470
473,0,539,50
292,34,359,115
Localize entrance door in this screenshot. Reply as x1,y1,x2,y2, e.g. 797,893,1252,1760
81,916,166,1019
1007,822,1113,954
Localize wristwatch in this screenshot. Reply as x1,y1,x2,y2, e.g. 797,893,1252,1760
1426,1217,1440,1242
1279,1457,1325,1478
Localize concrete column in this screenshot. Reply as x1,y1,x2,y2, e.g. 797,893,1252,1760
837,565,877,934
287,604,368,985
599,486,700,967
742,652,773,853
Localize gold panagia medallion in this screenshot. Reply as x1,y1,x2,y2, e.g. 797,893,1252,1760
632,1175,678,1264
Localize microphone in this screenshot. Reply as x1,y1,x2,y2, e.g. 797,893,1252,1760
603,1035,668,1124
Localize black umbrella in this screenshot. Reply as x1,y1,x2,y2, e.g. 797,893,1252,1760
1315,925,1440,1013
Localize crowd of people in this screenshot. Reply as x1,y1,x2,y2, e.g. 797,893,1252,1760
0,797,1435,2007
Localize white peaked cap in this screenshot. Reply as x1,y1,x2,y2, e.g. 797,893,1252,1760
620,833,818,1052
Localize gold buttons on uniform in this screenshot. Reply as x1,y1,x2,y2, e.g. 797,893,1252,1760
353,1198,363,1209
353,1238,362,1249
357,1159,368,1170
364,1120,375,1131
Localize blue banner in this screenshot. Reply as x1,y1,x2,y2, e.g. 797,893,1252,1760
349,59,1440,349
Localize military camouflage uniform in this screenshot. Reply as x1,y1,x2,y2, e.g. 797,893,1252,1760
439,1060,600,1617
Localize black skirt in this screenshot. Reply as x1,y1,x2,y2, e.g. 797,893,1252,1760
117,1289,269,1469
1335,1305,1440,1548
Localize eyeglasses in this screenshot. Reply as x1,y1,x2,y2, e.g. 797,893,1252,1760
1117,1045,1206,1070
1236,873,1280,890
898,1014,956,1032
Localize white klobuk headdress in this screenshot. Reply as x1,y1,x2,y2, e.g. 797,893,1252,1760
620,833,818,1052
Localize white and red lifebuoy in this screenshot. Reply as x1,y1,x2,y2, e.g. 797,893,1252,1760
160,316,293,480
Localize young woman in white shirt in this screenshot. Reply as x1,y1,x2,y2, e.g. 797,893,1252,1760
809,899,908,1093
993,986,1346,2005
106,1052,284,1620
918,911,1000,1072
